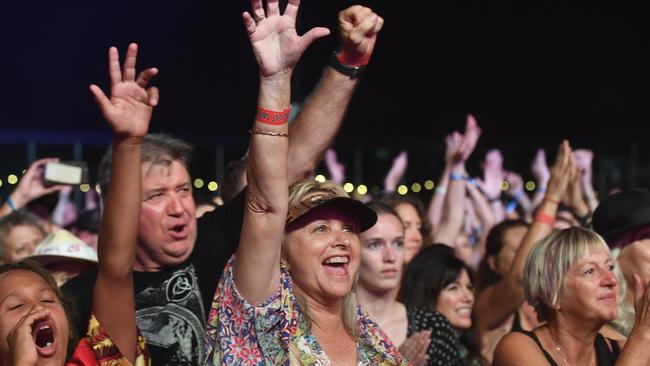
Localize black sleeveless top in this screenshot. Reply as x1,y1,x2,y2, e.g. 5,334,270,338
511,311,523,332
515,330,620,366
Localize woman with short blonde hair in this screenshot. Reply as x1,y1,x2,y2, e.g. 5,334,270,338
494,227,650,366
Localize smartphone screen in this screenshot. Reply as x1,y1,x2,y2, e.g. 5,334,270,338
44,162,88,185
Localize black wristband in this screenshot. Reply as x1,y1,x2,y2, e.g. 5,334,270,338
329,51,365,78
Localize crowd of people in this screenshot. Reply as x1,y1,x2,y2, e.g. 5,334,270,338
1,0,650,365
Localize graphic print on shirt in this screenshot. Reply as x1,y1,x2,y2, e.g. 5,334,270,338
135,264,205,365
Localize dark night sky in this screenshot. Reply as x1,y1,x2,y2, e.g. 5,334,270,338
1,1,649,191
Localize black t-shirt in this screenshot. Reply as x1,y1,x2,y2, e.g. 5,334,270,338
61,190,245,365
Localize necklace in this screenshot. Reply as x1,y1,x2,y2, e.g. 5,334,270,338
547,330,570,366
546,328,596,366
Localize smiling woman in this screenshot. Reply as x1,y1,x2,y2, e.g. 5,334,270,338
494,227,650,366
202,0,407,364
398,245,480,365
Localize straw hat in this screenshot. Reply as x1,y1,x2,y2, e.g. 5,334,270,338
27,229,98,266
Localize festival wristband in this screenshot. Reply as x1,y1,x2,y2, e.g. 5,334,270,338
256,107,291,125
336,51,371,67
450,172,464,181
534,211,556,227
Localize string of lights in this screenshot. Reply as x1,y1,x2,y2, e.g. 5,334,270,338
0,173,539,196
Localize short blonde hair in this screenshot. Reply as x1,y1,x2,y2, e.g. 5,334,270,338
524,227,611,321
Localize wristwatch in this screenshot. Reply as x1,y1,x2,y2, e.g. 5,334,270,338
329,51,365,78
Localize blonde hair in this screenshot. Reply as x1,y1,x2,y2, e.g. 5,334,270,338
285,179,359,336
524,227,611,321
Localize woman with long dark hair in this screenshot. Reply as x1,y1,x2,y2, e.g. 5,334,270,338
398,245,479,365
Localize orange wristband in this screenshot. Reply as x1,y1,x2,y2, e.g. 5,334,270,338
336,51,371,67
535,212,556,227
256,107,291,125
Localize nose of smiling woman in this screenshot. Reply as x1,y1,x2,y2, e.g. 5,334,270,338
331,227,353,249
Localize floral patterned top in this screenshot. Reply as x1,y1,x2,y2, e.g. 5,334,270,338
204,256,410,365
67,314,150,366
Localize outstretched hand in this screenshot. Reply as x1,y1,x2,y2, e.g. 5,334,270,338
89,43,158,139
444,131,465,166
384,151,408,192
243,0,330,77
461,114,482,162
338,5,384,64
325,148,345,185
531,148,550,185
573,149,594,183
505,171,524,194
546,140,573,202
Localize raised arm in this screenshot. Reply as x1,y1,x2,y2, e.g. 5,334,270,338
428,134,455,230
428,115,481,229
0,158,65,218
433,116,481,245
287,5,383,183
504,171,532,219
89,43,158,362
481,149,506,223
476,140,573,332
465,179,496,260
325,148,346,185
530,148,550,210
51,186,77,227
384,151,408,192
574,149,598,213
235,0,329,306
564,159,590,226
432,132,467,246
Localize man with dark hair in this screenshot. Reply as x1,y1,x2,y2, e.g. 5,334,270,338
63,5,384,364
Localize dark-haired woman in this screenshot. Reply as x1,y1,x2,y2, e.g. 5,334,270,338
398,245,479,365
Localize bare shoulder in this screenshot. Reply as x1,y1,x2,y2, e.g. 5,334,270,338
493,332,550,366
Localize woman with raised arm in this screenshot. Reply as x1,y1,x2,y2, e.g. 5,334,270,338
494,227,650,366
0,43,153,365
203,1,406,365
474,140,573,365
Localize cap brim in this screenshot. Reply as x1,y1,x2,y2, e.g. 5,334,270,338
27,254,98,266
316,197,378,232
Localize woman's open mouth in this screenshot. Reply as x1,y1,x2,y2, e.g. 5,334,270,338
322,256,349,278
